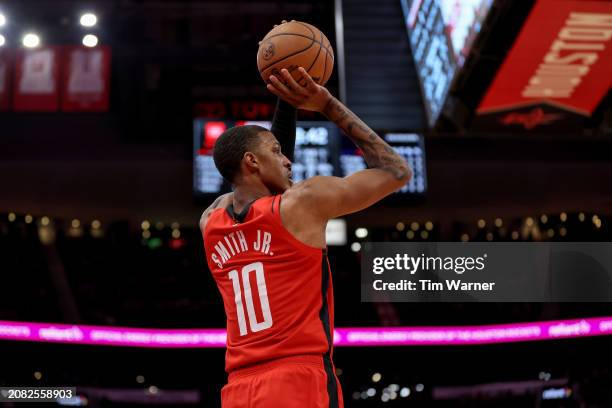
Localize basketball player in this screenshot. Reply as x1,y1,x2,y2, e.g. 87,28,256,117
200,67,412,408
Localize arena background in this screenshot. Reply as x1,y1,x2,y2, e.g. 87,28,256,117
0,0,611,406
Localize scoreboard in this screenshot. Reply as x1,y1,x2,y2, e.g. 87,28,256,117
401,0,494,126
193,119,427,199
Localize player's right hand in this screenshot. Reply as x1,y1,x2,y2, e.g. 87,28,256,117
267,67,332,113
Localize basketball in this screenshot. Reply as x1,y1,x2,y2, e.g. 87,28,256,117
257,21,334,87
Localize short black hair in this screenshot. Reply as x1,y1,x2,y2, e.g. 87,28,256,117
213,125,268,183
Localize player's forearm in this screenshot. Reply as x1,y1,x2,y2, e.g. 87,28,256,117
322,96,411,181
270,98,297,162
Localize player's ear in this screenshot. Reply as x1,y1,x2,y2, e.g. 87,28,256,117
243,151,260,172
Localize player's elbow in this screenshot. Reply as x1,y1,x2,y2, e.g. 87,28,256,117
390,164,412,189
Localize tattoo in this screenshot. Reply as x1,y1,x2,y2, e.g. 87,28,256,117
201,193,232,226
209,195,225,210
322,97,334,113
323,98,411,180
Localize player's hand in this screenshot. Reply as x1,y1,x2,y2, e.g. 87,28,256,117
266,67,332,112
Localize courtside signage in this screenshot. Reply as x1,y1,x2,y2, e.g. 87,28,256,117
1,318,611,347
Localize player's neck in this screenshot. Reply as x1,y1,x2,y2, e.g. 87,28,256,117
232,182,272,213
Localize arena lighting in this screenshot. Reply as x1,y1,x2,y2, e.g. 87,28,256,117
22,33,40,48
0,317,610,348
0,13,6,27
82,34,98,48
79,13,97,27
0,34,5,47
355,228,368,238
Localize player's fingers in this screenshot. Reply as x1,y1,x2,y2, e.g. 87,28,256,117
298,67,319,92
268,74,295,96
266,84,299,105
280,69,309,96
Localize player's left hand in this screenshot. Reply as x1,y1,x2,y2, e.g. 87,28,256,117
267,67,332,112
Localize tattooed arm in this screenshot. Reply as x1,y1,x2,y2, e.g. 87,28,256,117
267,67,410,183
322,97,411,181
295,96,412,219
269,68,412,221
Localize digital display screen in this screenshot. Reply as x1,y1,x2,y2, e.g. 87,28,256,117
193,119,427,198
401,0,493,126
439,0,494,68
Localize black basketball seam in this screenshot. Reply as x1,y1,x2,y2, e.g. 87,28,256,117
258,40,315,73
295,21,316,39
321,43,329,84
263,21,316,42
262,33,327,49
306,30,324,74
258,23,334,77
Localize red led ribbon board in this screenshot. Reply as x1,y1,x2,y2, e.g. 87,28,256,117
61,46,111,112
13,47,61,112
476,0,612,131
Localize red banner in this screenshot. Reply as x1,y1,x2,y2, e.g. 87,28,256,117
61,46,111,112
478,0,612,117
0,49,11,111
13,47,60,112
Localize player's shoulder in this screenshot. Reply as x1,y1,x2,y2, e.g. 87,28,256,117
199,192,233,232
282,176,341,202
284,176,337,194
280,176,341,216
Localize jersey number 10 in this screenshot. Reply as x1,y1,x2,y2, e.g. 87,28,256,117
228,262,273,336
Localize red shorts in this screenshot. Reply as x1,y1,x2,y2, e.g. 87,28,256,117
222,355,344,408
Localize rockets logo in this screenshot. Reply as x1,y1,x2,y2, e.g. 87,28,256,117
499,108,564,130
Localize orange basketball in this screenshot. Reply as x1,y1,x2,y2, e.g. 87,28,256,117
257,21,334,87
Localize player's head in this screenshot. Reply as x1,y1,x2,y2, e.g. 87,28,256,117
213,125,293,193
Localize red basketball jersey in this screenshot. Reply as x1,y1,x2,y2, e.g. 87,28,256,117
203,195,335,373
